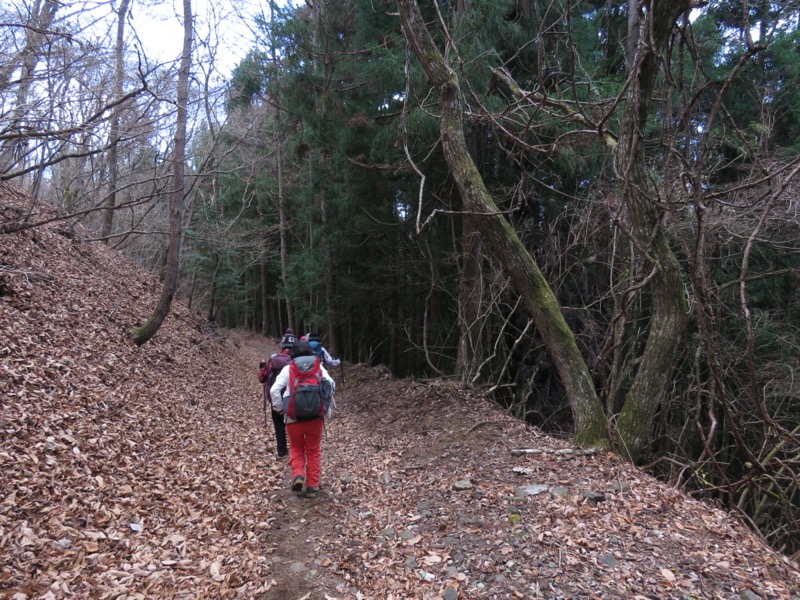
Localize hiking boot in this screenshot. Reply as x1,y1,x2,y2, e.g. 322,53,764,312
304,486,319,498
291,475,305,493
277,452,289,461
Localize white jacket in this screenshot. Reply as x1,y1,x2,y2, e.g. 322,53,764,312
270,357,335,423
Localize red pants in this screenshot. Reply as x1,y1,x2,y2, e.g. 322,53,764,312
286,418,324,488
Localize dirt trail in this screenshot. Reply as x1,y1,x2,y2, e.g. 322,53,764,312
233,334,349,600
230,333,800,600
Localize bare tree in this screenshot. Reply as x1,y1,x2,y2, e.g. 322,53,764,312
100,0,131,241
397,0,698,458
131,0,192,345
609,0,691,461
396,0,608,449
0,0,60,175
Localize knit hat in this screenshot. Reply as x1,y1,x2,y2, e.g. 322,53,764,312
281,329,296,349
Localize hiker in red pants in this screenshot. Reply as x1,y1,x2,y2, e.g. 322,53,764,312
269,339,335,498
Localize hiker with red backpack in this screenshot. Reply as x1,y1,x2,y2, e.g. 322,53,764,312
269,339,335,498
258,329,296,459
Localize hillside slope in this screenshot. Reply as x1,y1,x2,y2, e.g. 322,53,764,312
2,183,799,599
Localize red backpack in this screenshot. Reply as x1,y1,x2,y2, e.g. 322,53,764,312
286,356,332,421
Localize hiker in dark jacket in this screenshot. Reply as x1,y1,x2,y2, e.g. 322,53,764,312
270,340,334,498
258,329,295,459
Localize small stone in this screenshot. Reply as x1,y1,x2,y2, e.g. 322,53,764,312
601,554,618,567
379,471,391,484
608,480,630,492
289,561,306,573
399,530,417,540
405,556,418,569
453,479,473,491
443,587,458,600
551,486,570,497
380,528,396,538
739,591,761,600
516,484,548,497
416,500,434,510
582,490,606,503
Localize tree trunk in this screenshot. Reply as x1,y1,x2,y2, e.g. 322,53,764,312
321,188,341,356
456,215,484,380
260,239,269,334
308,1,341,358
131,0,192,346
0,0,59,175
207,270,217,322
613,0,691,461
100,0,130,241
396,0,608,449
625,0,640,70
272,0,294,329
187,268,197,310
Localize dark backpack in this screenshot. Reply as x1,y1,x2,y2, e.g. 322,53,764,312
260,353,292,421
285,355,332,421
266,353,292,388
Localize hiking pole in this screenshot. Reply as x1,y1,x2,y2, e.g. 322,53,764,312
262,386,268,428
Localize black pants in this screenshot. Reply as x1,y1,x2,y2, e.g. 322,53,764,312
271,407,288,457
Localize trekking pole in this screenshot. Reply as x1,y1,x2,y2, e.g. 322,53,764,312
262,386,268,428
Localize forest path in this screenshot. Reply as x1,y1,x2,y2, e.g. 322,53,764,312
232,332,351,600
2,186,798,599
231,330,525,600
228,333,800,600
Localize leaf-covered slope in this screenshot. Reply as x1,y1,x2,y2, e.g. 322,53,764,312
1,182,799,599
1,184,285,598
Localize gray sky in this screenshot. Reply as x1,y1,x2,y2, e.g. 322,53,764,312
131,0,294,77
